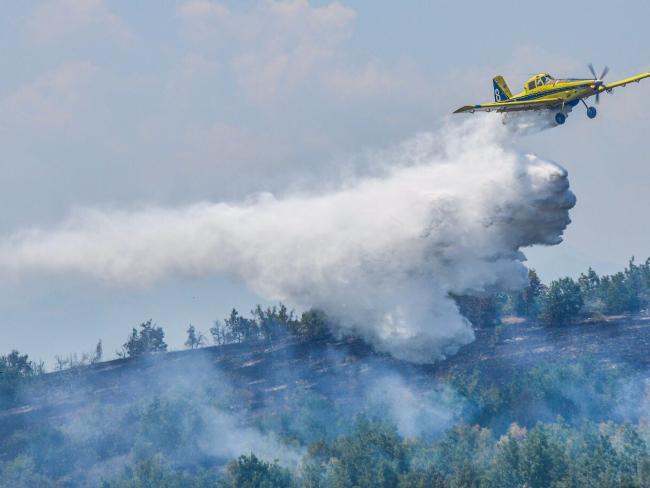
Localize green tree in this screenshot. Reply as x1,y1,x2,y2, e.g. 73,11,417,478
518,427,567,488
121,320,168,357
136,397,204,460
539,277,583,325
252,304,294,342
451,292,505,328
295,309,331,339
102,455,218,488
398,466,447,488
184,324,205,349
0,350,36,409
515,269,546,318
578,267,601,299
327,418,408,488
224,309,259,343
485,434,523,488
436,423,493,487
221,454,295,488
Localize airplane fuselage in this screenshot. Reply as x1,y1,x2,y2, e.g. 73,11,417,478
506,74,602,108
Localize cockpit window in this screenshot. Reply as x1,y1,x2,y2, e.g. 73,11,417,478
528,81,536,90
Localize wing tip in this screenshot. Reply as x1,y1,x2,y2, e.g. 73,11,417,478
453,106,475,114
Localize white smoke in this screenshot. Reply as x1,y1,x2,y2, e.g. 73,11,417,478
0,117,575,363
502,107,575,134
365,374,462,438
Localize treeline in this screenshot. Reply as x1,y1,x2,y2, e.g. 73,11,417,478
0,306,332,413
455,257,650,327
119,305,332,358
82,418,650,488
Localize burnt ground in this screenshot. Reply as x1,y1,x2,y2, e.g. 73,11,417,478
442,314,650,376
1,314,650,440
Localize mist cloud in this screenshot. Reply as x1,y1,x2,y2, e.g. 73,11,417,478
0,118,575,363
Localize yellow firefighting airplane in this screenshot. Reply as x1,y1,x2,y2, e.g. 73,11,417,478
454,64,650,125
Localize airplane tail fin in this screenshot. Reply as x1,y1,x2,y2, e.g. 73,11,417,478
493,75,512,102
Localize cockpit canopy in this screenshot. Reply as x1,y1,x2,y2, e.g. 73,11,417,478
525,73,555,91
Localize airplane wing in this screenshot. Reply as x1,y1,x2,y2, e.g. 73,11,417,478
603,72,650,90
454,98,563,114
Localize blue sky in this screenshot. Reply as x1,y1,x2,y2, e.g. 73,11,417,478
1,0,649,363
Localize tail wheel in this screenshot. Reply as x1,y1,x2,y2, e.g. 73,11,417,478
555,112,566,125
587,106,597,119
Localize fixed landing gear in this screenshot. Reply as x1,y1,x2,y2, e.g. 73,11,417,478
555,112,566,125
581,99,597,119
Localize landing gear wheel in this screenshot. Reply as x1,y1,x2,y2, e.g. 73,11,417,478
555,112,566,125
587,106,597,119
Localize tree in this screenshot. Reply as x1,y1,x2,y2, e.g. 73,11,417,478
327,418,408,488
220,454,295,488
296,309,331,339
252,304,295,342
0,350,34,377
451,292,506,328
519,428,567,488
602,272,640,314
398,466,447,488
515,269,546,318
92,340,103,364
210,320,228,345
485,434,524,488
121,320,168,358
223,309,259,343
0,350,37,409
578,267,601,300
184,325,205,349
539,278,583,325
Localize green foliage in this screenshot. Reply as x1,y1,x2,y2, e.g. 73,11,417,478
397,466,447,488
329,417,408,488
252,304,294,341
3,257,650,487
210,304,333,345
220,454,295,488
0,350,38,409
134,397,205,460
578,258,650,316
456,258,650,326
539,277,584,325
451,292,506,328
122,320,168,357
513,269,547,318
293,309,331,339
449,360,623,429
101,455,218,488
518,427,567,488
2,353,650,487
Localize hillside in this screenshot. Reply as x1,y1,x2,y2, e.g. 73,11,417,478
3,314,650,437
2,314,650,486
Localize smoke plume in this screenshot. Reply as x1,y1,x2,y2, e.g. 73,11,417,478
0,118,575,363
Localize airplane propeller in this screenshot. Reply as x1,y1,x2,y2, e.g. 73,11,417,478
588,63,610,103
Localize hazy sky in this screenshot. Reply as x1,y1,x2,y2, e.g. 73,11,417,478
1,0,649,363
